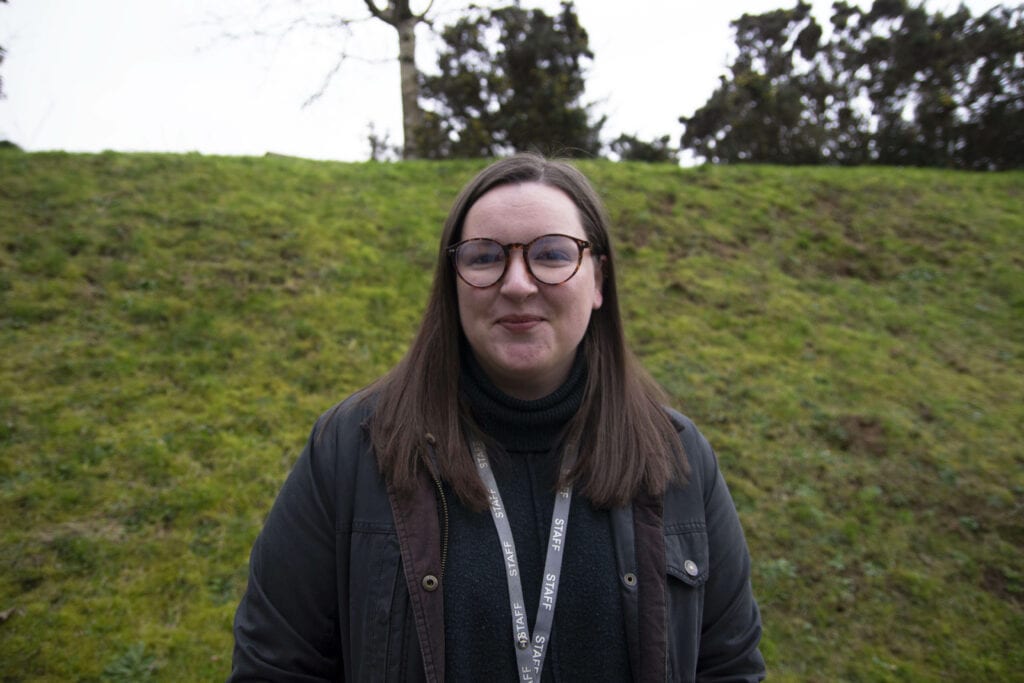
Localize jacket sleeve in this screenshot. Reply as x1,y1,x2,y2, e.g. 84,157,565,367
686,424,766,681
229,420,342,682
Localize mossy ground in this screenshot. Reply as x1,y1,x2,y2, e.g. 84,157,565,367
1,152,1021,681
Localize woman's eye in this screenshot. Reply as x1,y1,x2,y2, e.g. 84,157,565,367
465,249,503,267
533,248,572,263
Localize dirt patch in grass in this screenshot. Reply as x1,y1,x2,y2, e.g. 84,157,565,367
816,414,889,457
980,564,1022,605
838,416,888,457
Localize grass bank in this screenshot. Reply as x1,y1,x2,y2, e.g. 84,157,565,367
1,151,1021,681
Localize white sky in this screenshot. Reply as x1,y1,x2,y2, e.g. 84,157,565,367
0,0,1005,162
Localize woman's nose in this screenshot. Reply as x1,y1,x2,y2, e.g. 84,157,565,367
499,249,538,297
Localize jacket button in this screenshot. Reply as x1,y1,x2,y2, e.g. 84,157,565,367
684,560,699,577
623,572,637,587
421,574,439,591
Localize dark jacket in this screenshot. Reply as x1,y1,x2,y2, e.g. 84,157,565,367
230,395,765,682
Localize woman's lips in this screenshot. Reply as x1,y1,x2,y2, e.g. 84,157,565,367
497,315,543,332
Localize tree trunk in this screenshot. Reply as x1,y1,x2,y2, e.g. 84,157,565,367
364,0,427,159
396,16,423,159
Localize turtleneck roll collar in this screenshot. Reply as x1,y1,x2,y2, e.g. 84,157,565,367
458,345,587,454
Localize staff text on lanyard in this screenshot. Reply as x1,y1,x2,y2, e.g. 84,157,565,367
471,439,576,682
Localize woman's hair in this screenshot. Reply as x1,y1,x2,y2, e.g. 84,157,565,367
366,153,687,509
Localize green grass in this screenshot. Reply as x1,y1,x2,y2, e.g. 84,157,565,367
1,150,1021,681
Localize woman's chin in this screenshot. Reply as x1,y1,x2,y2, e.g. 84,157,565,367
482,352,571,400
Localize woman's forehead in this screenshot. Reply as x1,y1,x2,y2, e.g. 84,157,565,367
461,183,585,241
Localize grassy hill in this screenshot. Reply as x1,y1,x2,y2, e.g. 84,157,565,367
1,151,1021,681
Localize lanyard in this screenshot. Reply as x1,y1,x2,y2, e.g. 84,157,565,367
471,439,576,683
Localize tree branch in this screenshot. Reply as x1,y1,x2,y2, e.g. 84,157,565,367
302,53,347,108
413,0,435,22
300,47,394,109
363,0,390,24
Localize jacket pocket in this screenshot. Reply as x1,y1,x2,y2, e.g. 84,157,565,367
665,526,708,683
665,525,709,588
348,528,412,682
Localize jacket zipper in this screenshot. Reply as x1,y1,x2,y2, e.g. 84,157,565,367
424,434,449,580
430,470,449,580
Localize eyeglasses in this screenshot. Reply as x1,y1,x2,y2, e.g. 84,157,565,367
447,233,593,288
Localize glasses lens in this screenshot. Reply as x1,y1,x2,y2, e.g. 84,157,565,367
527,235,581,284
455,239,505,287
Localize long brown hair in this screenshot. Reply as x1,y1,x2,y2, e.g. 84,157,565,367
365,153,687,510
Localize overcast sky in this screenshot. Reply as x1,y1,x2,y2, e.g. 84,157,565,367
0,0,1006,162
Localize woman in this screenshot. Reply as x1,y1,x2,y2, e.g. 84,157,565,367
231,154,765,682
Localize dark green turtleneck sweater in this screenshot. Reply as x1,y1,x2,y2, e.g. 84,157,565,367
443,351,632,682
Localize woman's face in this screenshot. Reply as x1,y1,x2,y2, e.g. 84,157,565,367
456,182,603,400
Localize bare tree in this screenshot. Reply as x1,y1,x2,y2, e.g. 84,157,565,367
362,0,432,159
217,0,434,159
